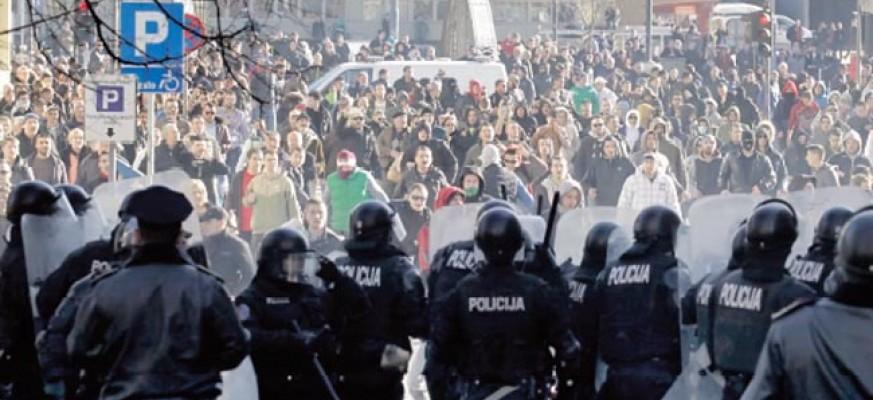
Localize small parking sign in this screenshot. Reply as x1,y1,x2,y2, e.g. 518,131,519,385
85,75,136,143
96,86,124,112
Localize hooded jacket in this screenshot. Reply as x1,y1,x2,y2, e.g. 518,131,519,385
455,166,492,203
828,130,872,185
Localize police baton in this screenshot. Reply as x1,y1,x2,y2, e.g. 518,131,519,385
291,321,341,400
542,191,561,249
536,194,543,216
500,184,508,200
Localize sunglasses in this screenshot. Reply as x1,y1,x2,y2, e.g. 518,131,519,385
204,111,214,115
628,116,637,120
592,123,603,127
352,117,364,120
410,195,426,201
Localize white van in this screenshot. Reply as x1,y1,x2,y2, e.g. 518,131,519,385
711,2,812,50
307,60,508,94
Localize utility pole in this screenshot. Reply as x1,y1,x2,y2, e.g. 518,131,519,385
553,0,558,44
645,0,653,61
391,0,400,40
858,5,864,80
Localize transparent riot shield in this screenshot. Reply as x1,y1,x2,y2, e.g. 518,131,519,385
427,204,545,261
684,194,765,283
554,207,638,265
92,170,202,240
784,187,872,258
218,356,259,400
22,195,100,319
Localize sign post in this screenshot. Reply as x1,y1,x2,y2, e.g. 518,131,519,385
85,74,137,182
119,1,185,183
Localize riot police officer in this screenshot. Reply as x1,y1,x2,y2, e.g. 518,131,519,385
66,186,249,398
54,184,91,216
707,199,816,399
0,181,61,398
743,210,873,399
431,208,580,400
236,227,368,400
591,205,688,400
561,222,630,400
786,206,853,295
334,200,427,400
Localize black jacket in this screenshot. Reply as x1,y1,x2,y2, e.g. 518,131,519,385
0,228,43,398
67,244,249,399
743,270,873,399
182,158,230,204
334,243,427,388
235,263,368,400
583,156,635,206
202,230,256,297
402,139,459,183
36,239,117,321
718,150,776,193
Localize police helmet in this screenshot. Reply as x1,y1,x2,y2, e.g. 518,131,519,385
814,206,854,244
54,184,91,216
475,208,524,267
349,200,394,244
746,201,798,250
6,181,59,225
632,205,681,247
836,211,873,273
581,222,621,269
476,199,515,220
754,198,797,222
258,227,310,266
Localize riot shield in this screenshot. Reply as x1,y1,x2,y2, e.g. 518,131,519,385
92,170,202,240
427,204,547,261
21,202,100,319
554,207,638,265
218,356,259,400
684,194,765,283
784,187,872,258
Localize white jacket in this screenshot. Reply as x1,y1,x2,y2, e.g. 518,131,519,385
617,169,681,216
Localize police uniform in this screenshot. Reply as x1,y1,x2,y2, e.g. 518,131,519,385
236,228,368,400
707,201,816,399
743,211,873,399
431,209,579,400
66,186,249,399
591,206,688,400
333,201,427,400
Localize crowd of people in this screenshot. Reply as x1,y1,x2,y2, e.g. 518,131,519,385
0,9,871,400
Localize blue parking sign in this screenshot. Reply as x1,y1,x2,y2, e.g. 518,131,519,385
120,2,185,93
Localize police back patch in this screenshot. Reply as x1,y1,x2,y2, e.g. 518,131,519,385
607,264,650,286
468,296,526,312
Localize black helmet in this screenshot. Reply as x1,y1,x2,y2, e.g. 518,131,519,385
836,211,873,273
6,181,59,225
747,201,798,250
814,206,854,244
475,208,524,267
348,200,394,245
727,220,748,271
581,222,620,270
477,199,515,220
55,184,91,216
633,205,681,248
754,198,797,221
257,227,310,267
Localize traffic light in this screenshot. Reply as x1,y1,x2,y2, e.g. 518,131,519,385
755,9,773,56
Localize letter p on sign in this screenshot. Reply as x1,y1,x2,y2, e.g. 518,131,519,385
96,86,123,112
135,11,168,58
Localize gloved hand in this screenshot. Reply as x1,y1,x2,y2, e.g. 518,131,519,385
316,255,341,283
0,349,12,384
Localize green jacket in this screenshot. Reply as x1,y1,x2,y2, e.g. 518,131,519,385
571,85,600,115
